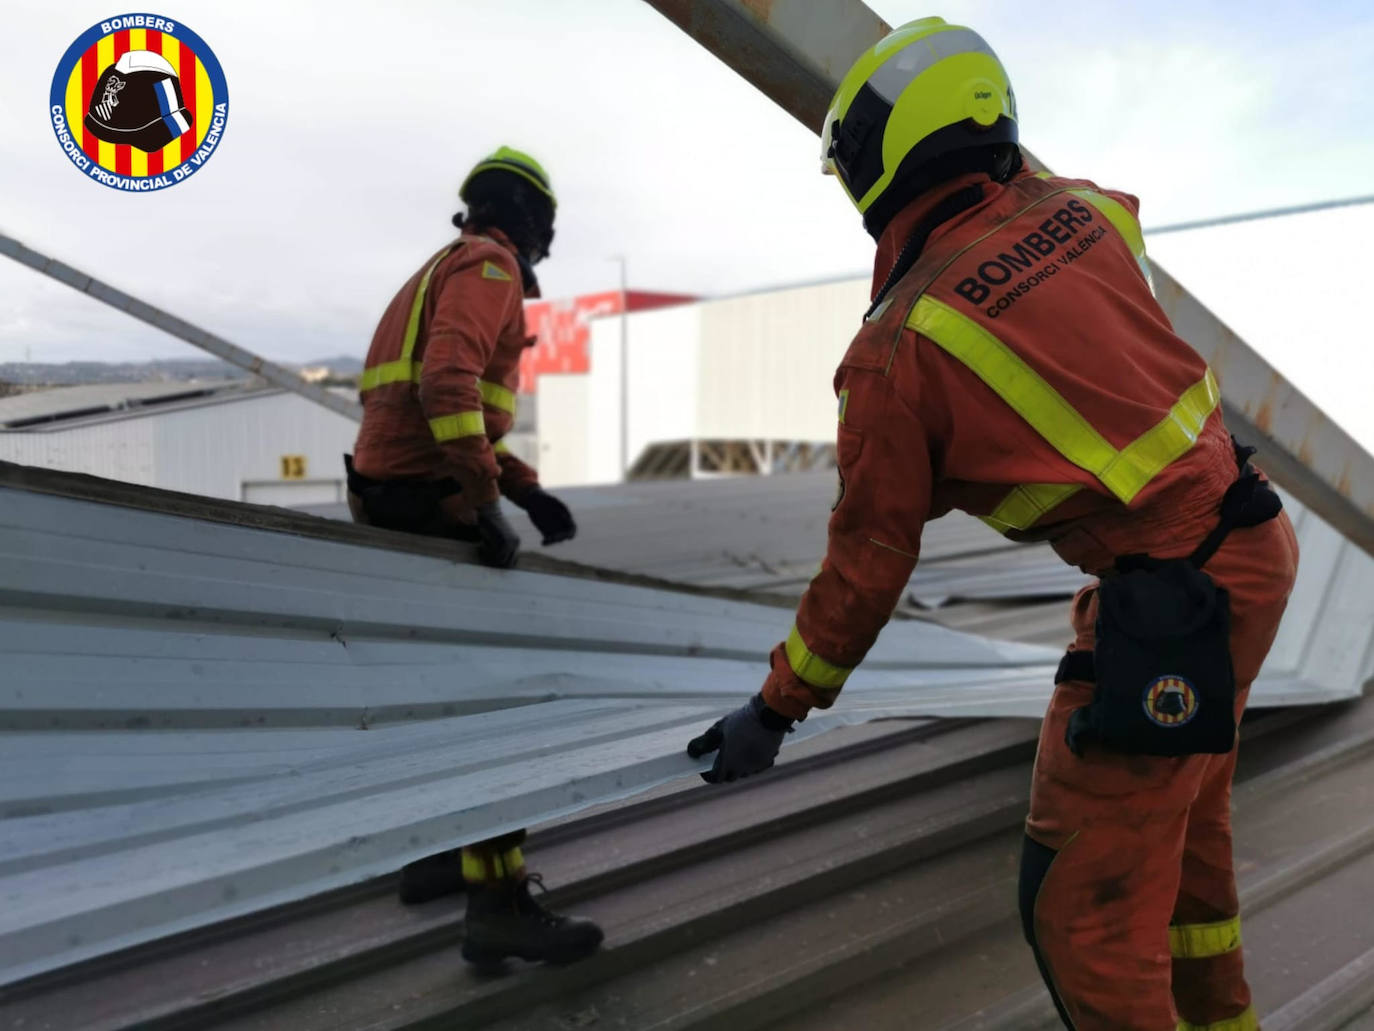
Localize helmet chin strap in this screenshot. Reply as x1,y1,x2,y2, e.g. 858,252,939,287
515,252,540,296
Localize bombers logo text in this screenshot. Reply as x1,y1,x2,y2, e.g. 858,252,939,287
951,198,1108,319
50,14,229,192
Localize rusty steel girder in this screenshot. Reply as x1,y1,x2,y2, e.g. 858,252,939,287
0,232,363,423
643,0,1374,556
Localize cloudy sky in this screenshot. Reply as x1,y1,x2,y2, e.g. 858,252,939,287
2,1,1372,438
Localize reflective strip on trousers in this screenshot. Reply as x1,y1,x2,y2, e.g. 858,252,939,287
360,244,459,393
1177,1005,1258,1031
907,296,1220,527
1170,916,1242,959
784,624,851,692
429,411,486,442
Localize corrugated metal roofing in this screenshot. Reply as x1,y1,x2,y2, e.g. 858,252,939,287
308,473,1091,606
2,461,1371,991
0,472,1057,987
0,381,236,428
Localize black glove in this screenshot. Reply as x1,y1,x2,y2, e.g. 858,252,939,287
475,502,520,568
687,693,795,784
518,488,577,545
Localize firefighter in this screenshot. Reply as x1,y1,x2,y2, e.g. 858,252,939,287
688,19,1296,1031
347,147,602,968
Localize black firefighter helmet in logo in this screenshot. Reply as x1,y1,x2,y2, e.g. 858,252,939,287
1143,675,1199,727
84,51,193,153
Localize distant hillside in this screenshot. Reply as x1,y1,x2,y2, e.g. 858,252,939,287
0,356,362,386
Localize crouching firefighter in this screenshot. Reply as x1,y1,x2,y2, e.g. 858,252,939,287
346,147,601,968
687,20,1296,1031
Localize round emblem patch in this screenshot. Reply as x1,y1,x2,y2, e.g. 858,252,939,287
1142,675,1199,728
50,14,229,192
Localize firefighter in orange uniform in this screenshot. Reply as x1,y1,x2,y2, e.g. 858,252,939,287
689,20,1296,1031
347,147,602,968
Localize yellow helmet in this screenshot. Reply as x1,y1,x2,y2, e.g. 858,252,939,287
820,18,1017,236
460,146,556,209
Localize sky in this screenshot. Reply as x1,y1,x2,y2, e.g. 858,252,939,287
1,1,1372,440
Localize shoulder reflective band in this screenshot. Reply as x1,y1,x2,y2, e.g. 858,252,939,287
1069,188,1154,294
1177,1005,1258,1031
479,380,517,414
1169,916,1241,959
1032,174,1153,293
429,411,486,442
981,483,1081,533
907,295,1220,506
360,245,459,393
784,624,852,692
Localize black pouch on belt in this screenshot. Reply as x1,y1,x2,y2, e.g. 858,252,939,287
343,453,462,534
1064,439,1283,758
1065,557,1235,756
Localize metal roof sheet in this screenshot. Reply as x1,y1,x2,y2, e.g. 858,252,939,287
0,477,1056,986
309,473,1091,606
0,380,238,428
1,465,1370,988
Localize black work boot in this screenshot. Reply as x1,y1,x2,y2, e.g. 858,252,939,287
461,874,604,967
397,848,465,904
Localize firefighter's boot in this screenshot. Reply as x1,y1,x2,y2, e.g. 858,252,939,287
461,874,604,967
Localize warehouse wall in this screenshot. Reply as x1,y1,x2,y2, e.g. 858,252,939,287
696,277,868,441
586,304,702,483
0,391,361,506
0,417,157,485
536,375,591,488
570,276,868,483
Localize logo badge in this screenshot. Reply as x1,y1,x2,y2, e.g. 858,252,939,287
50,14,228,192
1142,675,1199,728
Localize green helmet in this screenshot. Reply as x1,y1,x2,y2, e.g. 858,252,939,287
820,18,1018,236
460,146,556,209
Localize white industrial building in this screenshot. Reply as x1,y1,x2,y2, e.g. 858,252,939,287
537,275,868,486
0,379,543,507
534,203,1374,489
0,382,363,507
4,201,1367,504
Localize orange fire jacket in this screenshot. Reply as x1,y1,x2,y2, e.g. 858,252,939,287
762,168,1241,720
352,228,540,507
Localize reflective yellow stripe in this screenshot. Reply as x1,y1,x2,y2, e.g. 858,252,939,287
460,850,487,882
402,249,454,361
1033,174,1153,291
981,483,1081,533
784,624,851,692
479,380,517,414
1069,186,1154,292
360,245,458,393
908,296,1219,509
493,439,511,455
1177,1005,1258,1031
1070,188,1145,259
428,412,486,442
1106,368,1220,502
358,359,422,391
909,296,1122,482
1170,915,1241,959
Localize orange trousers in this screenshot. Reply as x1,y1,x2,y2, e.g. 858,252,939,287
1023,512,1298,1030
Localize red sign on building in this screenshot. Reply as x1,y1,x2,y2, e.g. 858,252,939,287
519,290,695,393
